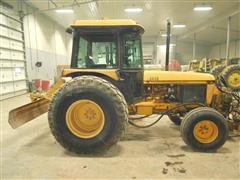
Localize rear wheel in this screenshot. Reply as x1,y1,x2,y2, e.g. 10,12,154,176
180,107,228,151
168,115,181,125
48,76,128,154
221,65,240,91
211,65,225,77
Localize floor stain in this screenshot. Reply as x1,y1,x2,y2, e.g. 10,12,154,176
166,154,186,158
165,161,183,166
162,168,168,174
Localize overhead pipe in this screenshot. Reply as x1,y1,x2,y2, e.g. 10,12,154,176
165,20,171,71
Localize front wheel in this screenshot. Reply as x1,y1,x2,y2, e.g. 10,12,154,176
180,107,228,151
48,76,128,154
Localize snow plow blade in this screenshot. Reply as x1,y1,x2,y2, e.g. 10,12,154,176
8,98,49,129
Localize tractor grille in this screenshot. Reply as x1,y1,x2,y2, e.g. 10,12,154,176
178,85,206,103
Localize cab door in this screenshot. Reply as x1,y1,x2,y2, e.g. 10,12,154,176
119,33,144,103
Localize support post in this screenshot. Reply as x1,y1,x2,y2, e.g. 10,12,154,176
226,16,231,65
193,33,196,60
165,20,171,71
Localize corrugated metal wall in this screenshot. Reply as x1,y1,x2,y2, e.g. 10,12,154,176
0,4,27,100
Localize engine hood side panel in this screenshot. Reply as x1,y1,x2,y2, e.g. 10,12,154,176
144,70,215,84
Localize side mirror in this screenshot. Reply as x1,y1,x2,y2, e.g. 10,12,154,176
66,27,73,34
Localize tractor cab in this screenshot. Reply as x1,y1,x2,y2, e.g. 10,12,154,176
69,19,145,103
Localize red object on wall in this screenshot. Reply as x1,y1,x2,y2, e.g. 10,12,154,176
169,59,181,71
42,80,50,91
34,79,41,89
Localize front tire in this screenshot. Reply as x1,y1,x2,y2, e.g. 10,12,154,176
48,76,128,154
180,107,228,151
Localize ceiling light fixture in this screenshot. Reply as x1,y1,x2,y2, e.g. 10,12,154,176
157,44,176,47
55,7,74,14
193,5,213,11
89,1,98,16
125,8,143,13
173,24,186,28
161,34,172,37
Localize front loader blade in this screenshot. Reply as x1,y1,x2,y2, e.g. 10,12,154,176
8,98,49,129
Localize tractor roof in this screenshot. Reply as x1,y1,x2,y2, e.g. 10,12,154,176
71,19,144,33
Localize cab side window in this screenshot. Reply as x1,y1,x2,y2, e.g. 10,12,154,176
123,35,142,68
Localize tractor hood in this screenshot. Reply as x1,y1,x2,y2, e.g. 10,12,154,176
144,70,215,84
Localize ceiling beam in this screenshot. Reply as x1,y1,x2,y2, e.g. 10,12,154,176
210,26,240,33
49,0,57,8
178,5,240,41
23,0,97,15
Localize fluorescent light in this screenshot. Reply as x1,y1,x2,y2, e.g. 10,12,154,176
157,44,176,47
194,5,213,11
173,24,186,28
125,8,143,13
161,34,172,37
55,8,74,14
89,2,97,16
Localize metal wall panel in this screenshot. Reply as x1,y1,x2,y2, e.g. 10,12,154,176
10,39,24,51
1,81,14,94
0,68,14,82
14,80,27,91
0,48,11,59
11,51,24,60
13,67,25,80
1,60,12,67
0,4,27,100
0,36,10,48
0,25,8,36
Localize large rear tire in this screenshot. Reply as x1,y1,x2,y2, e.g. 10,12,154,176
180,107,228,151
48,76,128,154
211,65,226,77
221,65,240,91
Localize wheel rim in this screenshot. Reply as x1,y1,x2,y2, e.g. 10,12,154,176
193,120,219,144
227,70,240,88
66,100,105,139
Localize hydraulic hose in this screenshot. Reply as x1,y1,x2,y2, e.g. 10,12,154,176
128,102,206,128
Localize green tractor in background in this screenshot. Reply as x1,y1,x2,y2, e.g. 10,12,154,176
211,58,240,91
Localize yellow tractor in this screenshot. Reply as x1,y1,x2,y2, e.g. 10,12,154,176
9,19,240,154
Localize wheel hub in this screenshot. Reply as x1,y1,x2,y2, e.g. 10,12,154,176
66,100,105,139
193,120,219,144
227,71,240,88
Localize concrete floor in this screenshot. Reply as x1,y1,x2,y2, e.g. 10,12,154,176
1,94,240,179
